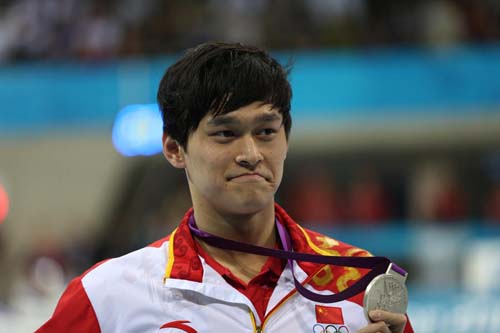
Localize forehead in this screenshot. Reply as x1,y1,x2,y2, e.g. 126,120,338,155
203,102,282,127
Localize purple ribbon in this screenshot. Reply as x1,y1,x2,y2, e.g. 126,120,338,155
188,214,406,303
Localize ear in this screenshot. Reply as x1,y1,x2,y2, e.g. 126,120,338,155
162,133,186,169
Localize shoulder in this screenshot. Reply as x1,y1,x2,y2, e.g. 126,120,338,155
36,235,174,332
275,203,372,257
291,225,374,298
82,234,172,291
296,224,373,258
35,270,101,332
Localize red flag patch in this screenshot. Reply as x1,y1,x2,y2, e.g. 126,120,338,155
315,305,344,324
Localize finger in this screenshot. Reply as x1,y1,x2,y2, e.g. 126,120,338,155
368,310,407,332
356,321,391,333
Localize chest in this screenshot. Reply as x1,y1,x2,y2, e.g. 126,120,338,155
97,283,368,333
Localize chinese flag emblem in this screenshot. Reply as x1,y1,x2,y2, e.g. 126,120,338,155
315,305,344,324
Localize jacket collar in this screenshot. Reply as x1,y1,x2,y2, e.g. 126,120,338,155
163,204,372,310
163,203,344,283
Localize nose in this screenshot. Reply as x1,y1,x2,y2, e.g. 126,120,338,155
235,135,263,168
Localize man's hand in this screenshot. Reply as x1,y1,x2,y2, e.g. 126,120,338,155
356,310,407,333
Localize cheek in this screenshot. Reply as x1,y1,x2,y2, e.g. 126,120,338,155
198,149,232,182
268,150,287,183
270,144,288,166
273,136,288,162
191,145,221,167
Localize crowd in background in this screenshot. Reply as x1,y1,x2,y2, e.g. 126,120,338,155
1,0,500,63
283,158,500,226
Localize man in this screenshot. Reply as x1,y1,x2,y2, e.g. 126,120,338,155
37,42,413,333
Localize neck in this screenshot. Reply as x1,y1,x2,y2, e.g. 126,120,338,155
193,201,277,247
191,201,277,283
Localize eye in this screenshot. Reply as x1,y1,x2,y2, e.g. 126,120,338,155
257,128,277,136
211,130,237,142
214,130,235,138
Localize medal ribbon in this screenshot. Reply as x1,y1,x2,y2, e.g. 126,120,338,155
188,214,406,303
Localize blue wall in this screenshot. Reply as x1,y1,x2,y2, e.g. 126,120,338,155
2,45,500,136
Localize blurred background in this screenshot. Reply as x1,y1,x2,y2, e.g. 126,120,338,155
1,0,500,331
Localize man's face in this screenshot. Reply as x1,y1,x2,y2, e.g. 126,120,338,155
177,101,288,216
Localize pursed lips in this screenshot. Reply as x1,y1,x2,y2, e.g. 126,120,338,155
228,172,268,181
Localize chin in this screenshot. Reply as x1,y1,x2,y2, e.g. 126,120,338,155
222,194,273,216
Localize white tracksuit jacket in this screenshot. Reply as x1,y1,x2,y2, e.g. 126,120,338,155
37,204,413,333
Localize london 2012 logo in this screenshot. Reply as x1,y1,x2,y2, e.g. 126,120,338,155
312,324,350,333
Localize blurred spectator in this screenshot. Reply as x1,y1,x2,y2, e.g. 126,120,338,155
484,182,500,222
208,0,266,46
419,0,466,48
307,0,366,22
115,0,158,28
433,179,468,221
458,0,500,42
72,2,124,60
0,0,83,61
23,238,67,297
116,0,158,56
284,165,346,225
347,167,392,224
305,0,367,47
409,160,468,222
262,0,316,49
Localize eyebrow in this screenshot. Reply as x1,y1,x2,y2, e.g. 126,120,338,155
206,112,282,127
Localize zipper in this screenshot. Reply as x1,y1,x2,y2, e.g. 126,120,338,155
249,309,264,333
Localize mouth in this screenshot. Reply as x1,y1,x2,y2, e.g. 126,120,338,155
228,172,268,181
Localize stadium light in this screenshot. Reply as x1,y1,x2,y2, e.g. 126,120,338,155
112,104,163,157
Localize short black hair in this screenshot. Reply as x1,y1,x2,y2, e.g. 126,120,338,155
157,41,292,150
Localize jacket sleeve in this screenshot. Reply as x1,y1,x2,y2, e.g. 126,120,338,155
35,275,101,333
404,314,414,333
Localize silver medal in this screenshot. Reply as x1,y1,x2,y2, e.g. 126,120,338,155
363,263,408,321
